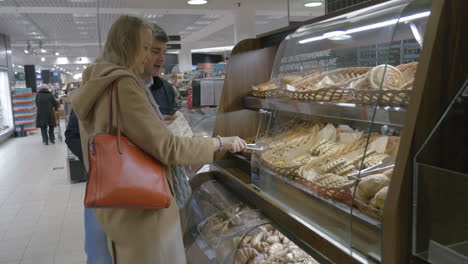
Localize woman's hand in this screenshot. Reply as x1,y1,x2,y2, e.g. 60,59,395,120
220,136,247,153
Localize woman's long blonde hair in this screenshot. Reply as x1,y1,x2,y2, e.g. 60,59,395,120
97,15,152,68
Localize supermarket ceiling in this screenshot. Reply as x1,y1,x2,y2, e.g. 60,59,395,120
0,0,324,68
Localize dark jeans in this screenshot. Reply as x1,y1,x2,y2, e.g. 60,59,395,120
40,125,55,143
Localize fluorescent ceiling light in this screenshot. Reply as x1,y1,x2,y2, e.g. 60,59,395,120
267,15,285,19
192,45,234,53
18,65,23,68
6,50,12,54
73,13,96,18
194,21,212,25
187,0,207,5
186,26,200,30
40,48,47,53
304,1,322,7
299,11,430,44
203,14,221,19
323,31,351,40
24,49,29,54
166,50,180,54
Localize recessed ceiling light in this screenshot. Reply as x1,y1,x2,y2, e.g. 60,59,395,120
55,52,60,56
187,0,207,5
40,48,47,53
195,21,212,25
41,57,46,62
304,1,322,7
24,49,29,54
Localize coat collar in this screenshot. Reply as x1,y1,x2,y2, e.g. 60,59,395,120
38,88,51,93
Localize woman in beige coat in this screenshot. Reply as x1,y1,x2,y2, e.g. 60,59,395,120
70,15,246,264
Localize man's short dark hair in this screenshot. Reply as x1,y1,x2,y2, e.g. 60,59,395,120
151,23,169,43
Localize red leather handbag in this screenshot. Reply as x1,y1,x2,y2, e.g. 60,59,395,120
84,81,171,209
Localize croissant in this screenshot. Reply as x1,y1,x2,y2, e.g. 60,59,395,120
235,248,259,264
268,243,285,255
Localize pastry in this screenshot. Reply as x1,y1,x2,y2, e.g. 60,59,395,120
369,64,404,90
252,81,278,92
288,67,370,91
281,75,303,85
235,247,260,264
370,186,388,209
357,173,390,200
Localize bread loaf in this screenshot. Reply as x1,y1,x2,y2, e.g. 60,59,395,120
357,173,390,200
370,186,388,209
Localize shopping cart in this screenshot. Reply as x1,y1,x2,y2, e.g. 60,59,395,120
55,111,63,142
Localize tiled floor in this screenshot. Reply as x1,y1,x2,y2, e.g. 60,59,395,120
0,127,86,264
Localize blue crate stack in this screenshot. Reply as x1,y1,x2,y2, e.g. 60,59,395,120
12,88,37,132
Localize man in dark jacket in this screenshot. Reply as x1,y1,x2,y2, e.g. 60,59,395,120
36,83,58,145
142,24,179,117
64,110,83,161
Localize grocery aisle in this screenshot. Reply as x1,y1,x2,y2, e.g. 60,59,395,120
0,128,86,264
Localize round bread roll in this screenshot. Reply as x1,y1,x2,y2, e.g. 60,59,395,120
369,65,404,90
370,186,388,209
357,173,390,200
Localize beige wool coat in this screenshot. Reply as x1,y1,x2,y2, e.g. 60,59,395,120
71,62,215,264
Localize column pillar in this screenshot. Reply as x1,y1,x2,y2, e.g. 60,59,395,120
233,1,256,44
24,65,37,92
178,42,193,73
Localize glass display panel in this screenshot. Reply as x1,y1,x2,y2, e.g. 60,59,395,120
247,0,432,261
413,80,468,263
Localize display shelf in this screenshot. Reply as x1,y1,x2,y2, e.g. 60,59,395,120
243,96,406,127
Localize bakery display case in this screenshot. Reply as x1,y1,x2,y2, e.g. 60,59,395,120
248,0,431,261
182,175,327,264
413,80,468,263
201,0,467,263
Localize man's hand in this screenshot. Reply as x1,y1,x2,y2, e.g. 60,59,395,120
163,115,176,121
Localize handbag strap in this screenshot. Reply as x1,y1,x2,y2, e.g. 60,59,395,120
108,81,123,154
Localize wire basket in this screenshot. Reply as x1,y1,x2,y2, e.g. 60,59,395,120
295,177,355,203
353,198,383,221
287,87,353,102
351,88,412,107
252,89,281,98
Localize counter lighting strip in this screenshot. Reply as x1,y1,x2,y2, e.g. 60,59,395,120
299,11,431,44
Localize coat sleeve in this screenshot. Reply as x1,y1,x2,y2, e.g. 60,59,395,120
65,109,84,162
50,94,59,110
116,77,215,166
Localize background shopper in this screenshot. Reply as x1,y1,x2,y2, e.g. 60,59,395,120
65,110,113,264
35,83,58,145
70,15,246,264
